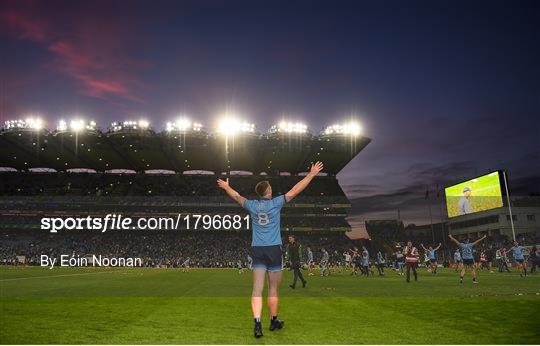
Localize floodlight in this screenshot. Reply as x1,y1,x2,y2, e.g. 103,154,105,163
57,120,68,131
165,117,202,133
138,120,149,129
25,117,43,130
70,119,84,132
2,117,44,131
323,121,362,136
217,117,254,135
272,121,308,134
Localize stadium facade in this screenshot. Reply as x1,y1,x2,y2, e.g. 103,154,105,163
447,198,540,240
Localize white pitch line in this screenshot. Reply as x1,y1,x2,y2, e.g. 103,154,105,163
0,270,128,282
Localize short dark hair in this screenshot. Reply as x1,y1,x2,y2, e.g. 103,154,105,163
255,180,270,197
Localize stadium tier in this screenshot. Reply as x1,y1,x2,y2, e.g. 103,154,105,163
0,126,370,174
0,127,371,266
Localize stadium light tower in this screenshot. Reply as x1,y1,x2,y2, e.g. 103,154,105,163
70,119,85,132
269,121,309,134
165,117,203,133
110,120,151,132
323,121,362,136
57,118,97,132
216,116,255,135
2,117,44,131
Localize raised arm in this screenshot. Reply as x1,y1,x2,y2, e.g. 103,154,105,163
285,161,324,202
472,235,487,246
420,244,428,251
448,234,460,245
434,243,442,251
217,178,246,206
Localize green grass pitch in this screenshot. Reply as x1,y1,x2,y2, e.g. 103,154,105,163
1,266,539,344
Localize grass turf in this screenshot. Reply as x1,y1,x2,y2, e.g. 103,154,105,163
1,266,539,344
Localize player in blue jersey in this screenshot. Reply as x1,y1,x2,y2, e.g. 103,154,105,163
453,249,462,272
449,234,486,284
421,243,441,274
218,161,323,338
181,257,191,272
509,240,527,277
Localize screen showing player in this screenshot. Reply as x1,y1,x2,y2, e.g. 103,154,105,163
444,171,504,218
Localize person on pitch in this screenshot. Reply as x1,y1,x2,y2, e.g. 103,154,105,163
509,240,528,277
403,241,419,283
320,247,330,276
285,235,307,289
306,246,315,276
448,234,486,284
217,161,324,338
421,243,441,274
453,248,462,272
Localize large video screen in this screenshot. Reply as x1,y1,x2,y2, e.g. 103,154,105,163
445,171,504,218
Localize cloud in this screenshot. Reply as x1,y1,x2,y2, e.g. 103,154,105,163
0,1,147,105
0,7,48,42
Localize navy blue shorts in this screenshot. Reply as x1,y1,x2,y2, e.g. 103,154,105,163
463,258,475,266
516,258,525,264
251,245,283,272
430,259,437,263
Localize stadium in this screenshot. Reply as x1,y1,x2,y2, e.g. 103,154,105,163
0,117,370,269
1,117,539,344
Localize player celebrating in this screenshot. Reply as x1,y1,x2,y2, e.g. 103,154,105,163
509,240,528,277
403,241,419,282
217,161,323,338
448,234,486,284
421,243,441,275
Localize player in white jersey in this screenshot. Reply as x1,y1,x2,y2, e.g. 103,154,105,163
344,251,352,271
247,254,253,270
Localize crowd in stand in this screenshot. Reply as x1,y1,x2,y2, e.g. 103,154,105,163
0,231,356,268
1,229,538,270
0,172,346,199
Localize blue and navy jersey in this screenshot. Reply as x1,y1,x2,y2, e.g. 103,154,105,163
243,195,286,247
510,246,525,260
459,243,474,260
428,249,436,260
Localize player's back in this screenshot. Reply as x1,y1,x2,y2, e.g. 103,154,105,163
243,195,285,247
459,243,474,259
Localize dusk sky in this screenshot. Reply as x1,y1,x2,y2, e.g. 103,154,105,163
1,0,539,225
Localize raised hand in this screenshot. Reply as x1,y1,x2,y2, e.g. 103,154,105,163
310,161,324,175
217,178,230,189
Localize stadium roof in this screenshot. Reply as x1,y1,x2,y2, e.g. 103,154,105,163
0,130,371,175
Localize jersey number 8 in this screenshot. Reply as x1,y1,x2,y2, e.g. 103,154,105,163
257,213,269,226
